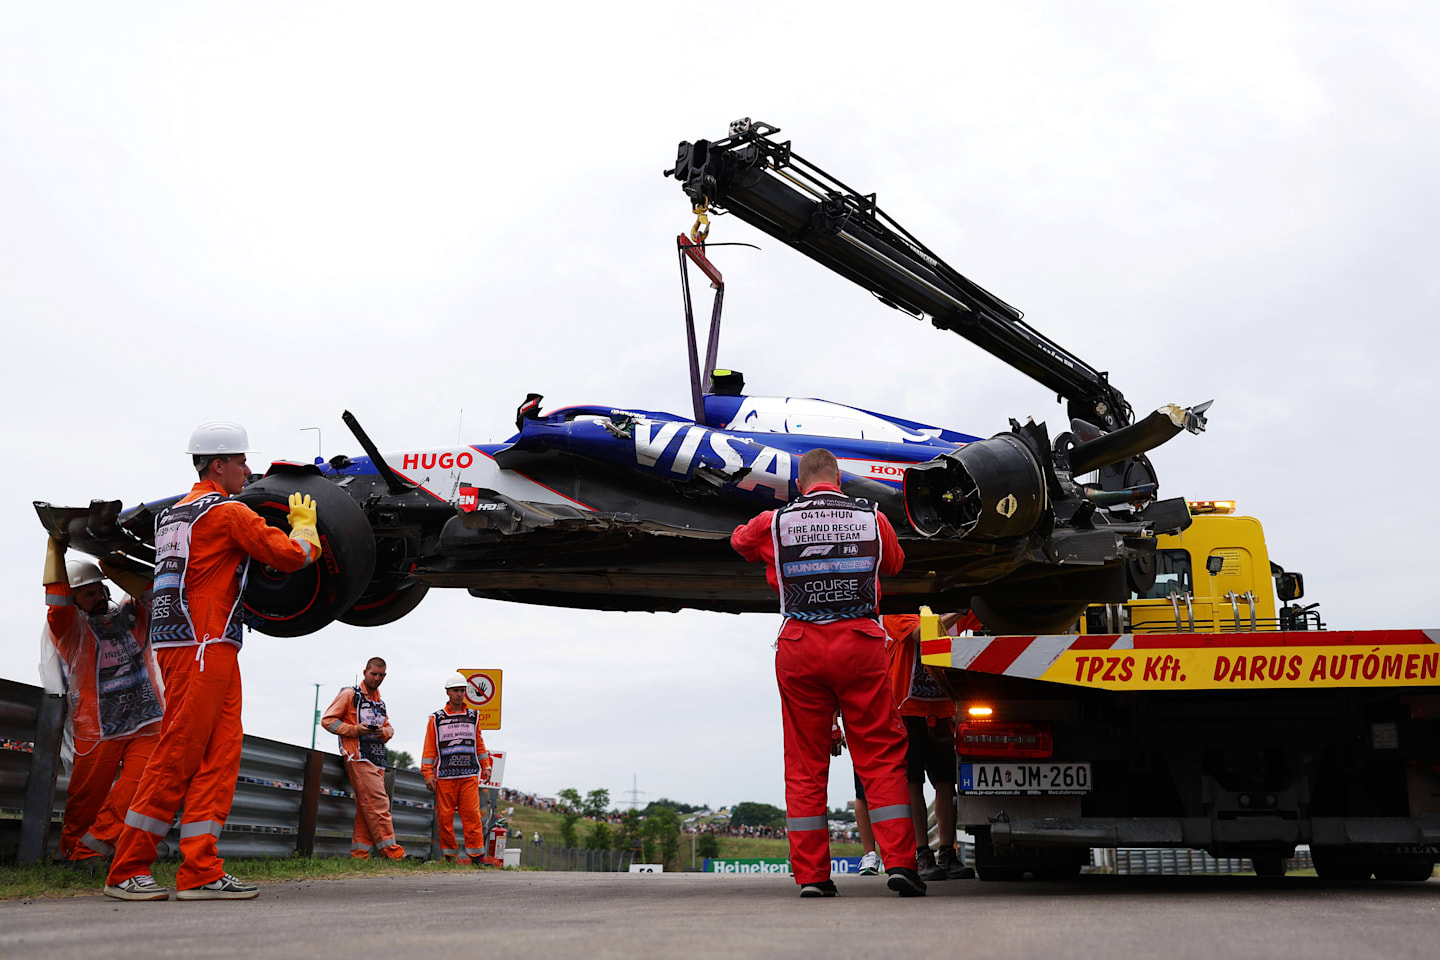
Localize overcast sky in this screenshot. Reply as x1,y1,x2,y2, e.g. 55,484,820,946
2,2,1436,813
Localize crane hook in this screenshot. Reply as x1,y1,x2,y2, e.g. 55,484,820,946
690,200,711,244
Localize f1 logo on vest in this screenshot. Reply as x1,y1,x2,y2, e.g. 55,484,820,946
799,545,835,558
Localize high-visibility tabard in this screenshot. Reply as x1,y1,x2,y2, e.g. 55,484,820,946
92,609,164,739
353,687,389,767
150,492,248,650
771,492,881,622
918,621,1440,691
433,709,480,779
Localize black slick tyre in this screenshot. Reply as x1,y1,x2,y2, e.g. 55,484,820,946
237,472,375,638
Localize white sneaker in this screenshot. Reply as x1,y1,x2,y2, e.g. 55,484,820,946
176,873,259,900
104,875,170,901
858,851,882,875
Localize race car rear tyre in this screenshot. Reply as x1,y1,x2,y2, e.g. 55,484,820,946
238,473,376,638
970,596,1087,635
339,580,430,628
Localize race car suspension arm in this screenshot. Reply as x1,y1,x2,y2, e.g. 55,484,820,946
342,410,411,495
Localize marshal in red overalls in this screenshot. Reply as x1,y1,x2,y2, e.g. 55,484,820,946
732,471,918,892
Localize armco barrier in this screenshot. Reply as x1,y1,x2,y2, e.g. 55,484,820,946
520,843,635,872
1109,846,1315,875
0,677,438,863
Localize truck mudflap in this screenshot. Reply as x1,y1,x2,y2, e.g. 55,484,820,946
989,817,1440,850
917,613,1440,691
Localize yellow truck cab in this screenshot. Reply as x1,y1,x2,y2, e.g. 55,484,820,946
1083,502,1321,636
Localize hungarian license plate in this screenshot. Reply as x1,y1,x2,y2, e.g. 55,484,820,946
959,762,1092,794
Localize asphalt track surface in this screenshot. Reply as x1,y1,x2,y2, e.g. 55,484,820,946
2,872,1437,959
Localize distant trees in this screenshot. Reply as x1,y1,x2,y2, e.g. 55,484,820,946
582,788,611,819
558,787,583,847
644,806,681,867
696,834,721,858
586,820,614,850
387,749,414,770
556,787,622,849
642,797,706,815
731,802,785,828
617,809,644,852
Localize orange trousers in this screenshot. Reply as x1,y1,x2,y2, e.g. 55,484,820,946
107,644,243,890
433,776,484,861
346,761,405,859
61,734,158,861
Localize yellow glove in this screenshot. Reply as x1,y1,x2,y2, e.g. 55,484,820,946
286,493,323,557
43,537,67,586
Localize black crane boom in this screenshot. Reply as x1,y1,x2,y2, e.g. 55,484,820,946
666,119,1134,430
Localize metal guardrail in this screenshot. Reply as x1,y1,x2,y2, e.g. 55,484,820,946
519,843,636,871
1,677,443,863
1108,847,1315,875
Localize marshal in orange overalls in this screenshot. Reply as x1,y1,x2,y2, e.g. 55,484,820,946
421,704,492,862
322,684,406,859
45,576,163,862
107,480,318,891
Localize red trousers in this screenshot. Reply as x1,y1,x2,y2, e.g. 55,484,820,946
347,761,405,859
433,776,484,862
60,734,158,860
108,644,243,890
776,621,916,884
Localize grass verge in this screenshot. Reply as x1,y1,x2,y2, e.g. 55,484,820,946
0,856,488,901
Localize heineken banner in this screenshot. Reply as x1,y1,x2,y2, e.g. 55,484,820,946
705,857,862,874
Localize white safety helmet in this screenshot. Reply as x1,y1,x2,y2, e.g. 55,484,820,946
66,559,105,589
187,421,252,455
444,672,468,690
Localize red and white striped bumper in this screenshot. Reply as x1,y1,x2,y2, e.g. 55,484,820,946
917,613,1440,691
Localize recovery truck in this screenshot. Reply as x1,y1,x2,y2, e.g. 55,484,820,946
671,120,1439,881
921,505,1440,881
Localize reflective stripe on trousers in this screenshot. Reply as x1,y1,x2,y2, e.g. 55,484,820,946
867,803,911,824
179,820,225,839
785,815,828,832
80,832,115,856
124,810,171,836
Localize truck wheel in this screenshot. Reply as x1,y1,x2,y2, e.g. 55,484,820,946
1250,856,1287,878
1373,862,1435,882
238,473,376,638
339,580,430,628
971,596,1086,635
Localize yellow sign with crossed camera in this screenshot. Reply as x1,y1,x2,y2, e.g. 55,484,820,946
458,668,503,729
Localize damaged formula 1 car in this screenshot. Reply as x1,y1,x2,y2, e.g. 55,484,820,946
35,119,1209,638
